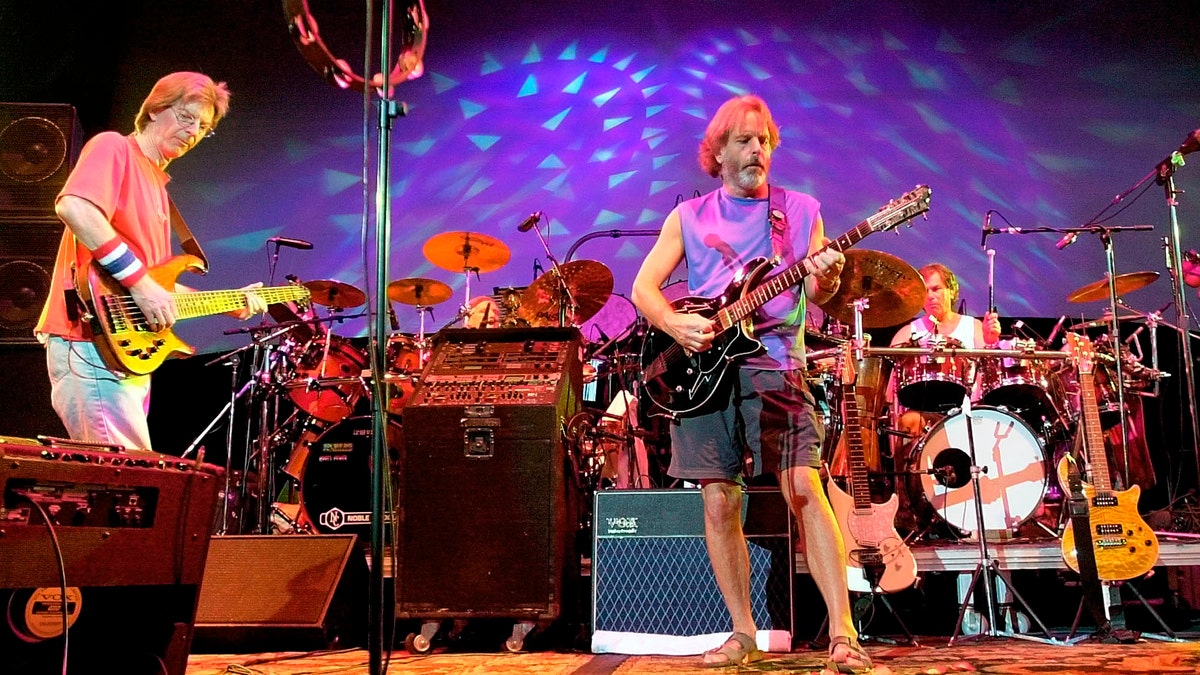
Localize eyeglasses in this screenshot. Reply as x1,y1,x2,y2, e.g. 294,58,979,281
171,106,215,139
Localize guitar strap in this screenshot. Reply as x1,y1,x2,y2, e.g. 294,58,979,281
766,184,792,262
1066,452,1112,634
168,198,209,272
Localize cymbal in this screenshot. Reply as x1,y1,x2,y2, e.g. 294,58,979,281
387,277,452,306
1066,271,1159,303
303,279,366,309
1068,313,1145,331
817,249,925,328
517,260,614,327
422,231,511,274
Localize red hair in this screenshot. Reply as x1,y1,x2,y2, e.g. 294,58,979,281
697,95,780,177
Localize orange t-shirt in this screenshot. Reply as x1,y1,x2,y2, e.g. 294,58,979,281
35,132,172,341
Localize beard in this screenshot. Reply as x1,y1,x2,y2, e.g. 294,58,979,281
723,161,767,193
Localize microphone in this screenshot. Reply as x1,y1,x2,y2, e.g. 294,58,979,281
517,211,543,232
1055,232,1078,250
980,211,991,249
1046,314,1068,345
268,236,314,250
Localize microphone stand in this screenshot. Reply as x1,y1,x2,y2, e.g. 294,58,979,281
984,222,1154,488
563,228,661,262
525,218,577,327
1156,160,1200,484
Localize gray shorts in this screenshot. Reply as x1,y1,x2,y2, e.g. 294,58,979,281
668,368,824,481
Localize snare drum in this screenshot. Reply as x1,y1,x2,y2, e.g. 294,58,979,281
895,336,974,412
294,415,402,535
906,406,1047,534
978,338,1056,423
285,335,367,423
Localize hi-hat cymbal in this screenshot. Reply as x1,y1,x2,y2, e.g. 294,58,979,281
517,260,614,327
422,231,511,274
1066,271,1159,303
387,277,453,306
1068,312,1145,331
817,249,925,328
302,279,366,309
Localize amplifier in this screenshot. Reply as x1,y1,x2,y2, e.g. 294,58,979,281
0,436,222,675
591,488,793,655
397,327,583,620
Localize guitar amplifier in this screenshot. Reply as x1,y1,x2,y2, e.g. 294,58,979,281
397,327,583,620
592,488,793,655
0,437,222,675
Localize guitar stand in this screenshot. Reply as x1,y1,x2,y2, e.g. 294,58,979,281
1064,578,1186,643
947,398,1062,646
810,589,920,647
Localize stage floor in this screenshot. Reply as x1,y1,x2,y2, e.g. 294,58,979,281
186,637,1200,674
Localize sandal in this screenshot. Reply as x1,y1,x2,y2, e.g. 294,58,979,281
826,635,873,674
702,631,764,668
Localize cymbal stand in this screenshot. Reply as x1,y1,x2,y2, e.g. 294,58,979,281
458,265,478,327
523,215,578,326
948,395,1060,646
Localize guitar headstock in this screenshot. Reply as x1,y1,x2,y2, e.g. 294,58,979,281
870,185,931,235
838,342,856,386
1064,332,1094,375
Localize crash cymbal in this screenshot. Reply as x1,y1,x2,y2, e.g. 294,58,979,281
1066,271,1159,303
517,260,614,327
302,279,366,309
422,231,511,274
817,249,925,328
387,277,453,306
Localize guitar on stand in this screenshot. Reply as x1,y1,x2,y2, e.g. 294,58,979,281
827,344,918,594
1059,333,1159,581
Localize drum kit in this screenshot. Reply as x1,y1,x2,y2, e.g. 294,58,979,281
217,230,636,536
810,250,1169,541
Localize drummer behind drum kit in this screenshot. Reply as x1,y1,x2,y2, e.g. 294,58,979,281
810,250,1169,551
245,230,639,536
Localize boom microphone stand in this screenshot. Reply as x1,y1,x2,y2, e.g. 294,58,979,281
947,395,1060,646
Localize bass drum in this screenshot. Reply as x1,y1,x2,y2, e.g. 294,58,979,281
906,406,1046,534
294,415,402,536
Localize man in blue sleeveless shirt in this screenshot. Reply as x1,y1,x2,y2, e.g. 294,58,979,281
633,95,870,671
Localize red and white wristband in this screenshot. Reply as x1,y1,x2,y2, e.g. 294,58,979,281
92,237,147,287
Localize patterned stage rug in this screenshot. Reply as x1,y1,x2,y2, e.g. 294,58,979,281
187,639,1200,674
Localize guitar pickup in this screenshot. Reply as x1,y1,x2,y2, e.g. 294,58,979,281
1094,523,1123,536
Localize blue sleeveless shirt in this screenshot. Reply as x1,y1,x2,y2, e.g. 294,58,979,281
676,186,821,370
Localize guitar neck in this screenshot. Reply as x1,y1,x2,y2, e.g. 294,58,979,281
171,286,308,320
1078,370,1113,491
718,220,875,329
843,388,873,509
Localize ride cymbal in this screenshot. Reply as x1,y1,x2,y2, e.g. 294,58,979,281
387,277,453,306
517,260,614,327
817,249,925,328
1066,271,1159,303
422,231,511,273
302,279,366,309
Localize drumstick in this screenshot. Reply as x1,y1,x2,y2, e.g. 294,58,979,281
986,248,996,313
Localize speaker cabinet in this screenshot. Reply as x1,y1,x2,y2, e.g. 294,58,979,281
193,534,367,652
0,438,222,675
0,344,67,437
397,327,583,621
0,216,62,343
591,488,794,655
0,103,82,215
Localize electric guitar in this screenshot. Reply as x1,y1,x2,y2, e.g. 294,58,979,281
1058,333,1159,581
639,185,931,417
826,343,918,593
79,253,312,375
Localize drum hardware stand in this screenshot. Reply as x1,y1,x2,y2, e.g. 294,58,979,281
523,214,578,327
948,395,1060,646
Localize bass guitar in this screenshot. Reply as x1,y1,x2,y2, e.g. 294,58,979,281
826,343,918,593
1058,333,1159,581
79,253,312,375
640,185,931,417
